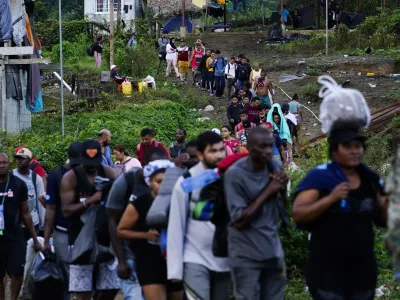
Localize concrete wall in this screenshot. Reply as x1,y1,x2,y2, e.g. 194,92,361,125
0,70,31,133
85,0,136,23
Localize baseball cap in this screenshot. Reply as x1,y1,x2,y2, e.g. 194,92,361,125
68,142,83,166
110,65,117,71
81,139,102,166
14,148,33,159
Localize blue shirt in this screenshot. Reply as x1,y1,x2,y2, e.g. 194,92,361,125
102,146,113,166
279,9,290,22
46,165,69,229
212,57,227,77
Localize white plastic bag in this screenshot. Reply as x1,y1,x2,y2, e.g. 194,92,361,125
318,75,371,134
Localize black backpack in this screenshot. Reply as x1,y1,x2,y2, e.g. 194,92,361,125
123,168,150,206
87,44,95,56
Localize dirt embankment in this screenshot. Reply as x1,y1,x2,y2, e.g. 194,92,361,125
194,32,400,141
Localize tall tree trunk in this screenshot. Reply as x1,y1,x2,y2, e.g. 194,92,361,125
117,0,121,36
110,0,115,66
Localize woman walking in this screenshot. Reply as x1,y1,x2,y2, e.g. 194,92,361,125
93,35,103,68
166,38,180,78
117,160,184,300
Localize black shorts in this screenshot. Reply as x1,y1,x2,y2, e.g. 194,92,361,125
0,237,27,278
158,52,167,61
135,252,183,292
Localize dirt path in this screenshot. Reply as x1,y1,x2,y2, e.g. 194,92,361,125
186,33,400,141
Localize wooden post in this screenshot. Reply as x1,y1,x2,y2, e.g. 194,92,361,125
110,0,115,66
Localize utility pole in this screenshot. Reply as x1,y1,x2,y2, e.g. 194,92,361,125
180,0,187,38
109,0,114,66
224,2,227,32
325,0,328,55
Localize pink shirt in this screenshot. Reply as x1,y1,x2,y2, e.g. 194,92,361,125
116,157,142,172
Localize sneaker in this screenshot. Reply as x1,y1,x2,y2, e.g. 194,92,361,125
210,93,214,97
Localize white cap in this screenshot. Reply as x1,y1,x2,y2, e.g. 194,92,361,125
110,64,117,71
211,128,221,135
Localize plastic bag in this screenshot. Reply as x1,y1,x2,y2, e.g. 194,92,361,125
70,206,98,265
30,252,64,300
318,75,371,134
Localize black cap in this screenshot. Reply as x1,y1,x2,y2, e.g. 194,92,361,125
68,142,83,166
328,127,367,144
81,139,102,166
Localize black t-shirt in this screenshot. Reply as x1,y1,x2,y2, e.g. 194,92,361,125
306,174,381,289
129,192,162,258
0,174,27,240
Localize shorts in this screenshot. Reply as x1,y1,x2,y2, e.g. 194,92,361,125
259,95,271,108
178,61,189,73
135,251,182,292
0,237,26,278
69,258,120,292
158,52,167,61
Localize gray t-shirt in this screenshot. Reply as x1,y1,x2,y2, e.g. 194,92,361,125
158,37,169,53
12,169,45,227
106,168,149,260
224,157,284,267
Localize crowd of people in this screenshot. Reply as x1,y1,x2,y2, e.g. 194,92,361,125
0,36,397,300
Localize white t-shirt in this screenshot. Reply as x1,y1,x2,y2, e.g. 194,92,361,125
13,169,45,227
166,44,177,61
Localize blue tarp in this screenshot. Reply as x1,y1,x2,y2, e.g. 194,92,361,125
164,17,193,33
0,0,12,41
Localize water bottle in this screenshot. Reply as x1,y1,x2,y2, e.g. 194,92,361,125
181,169,219,193
0,205,4,231
340,199,351,212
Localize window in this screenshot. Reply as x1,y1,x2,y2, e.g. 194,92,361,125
96,0,119,13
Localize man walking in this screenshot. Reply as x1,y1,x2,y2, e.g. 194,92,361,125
177,39,191,83
225,56,237,101
135,128,169,166
199,49,211,91
0,153,42,300
98,129,113,166
13,148,45,239
254,71,275,108
43,142,83,300
224,127,288,300
212,50,227,98
167,131,231,300
156,31,169,74
61,140,119,300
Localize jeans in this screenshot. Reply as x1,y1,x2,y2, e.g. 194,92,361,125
207,72,215,94
201,72,208,89
227,78,236,100
184,263,231,300
120,259,143,300
214,76,226,97
231,258,286,300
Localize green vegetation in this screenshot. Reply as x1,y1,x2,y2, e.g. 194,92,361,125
0,100,217,171
270,9,400,61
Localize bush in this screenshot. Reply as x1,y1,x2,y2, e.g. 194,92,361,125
0,101,218,171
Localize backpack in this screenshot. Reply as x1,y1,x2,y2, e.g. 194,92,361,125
123,168,150,207
87,44,95,56
199,154,290,257
112,158,132,177
237,64,250,81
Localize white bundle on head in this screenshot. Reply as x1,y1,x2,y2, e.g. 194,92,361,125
318,75,371,134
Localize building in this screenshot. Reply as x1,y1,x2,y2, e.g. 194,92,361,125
84,0,142,23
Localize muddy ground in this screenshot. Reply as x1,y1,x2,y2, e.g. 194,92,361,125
193,32,400,142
